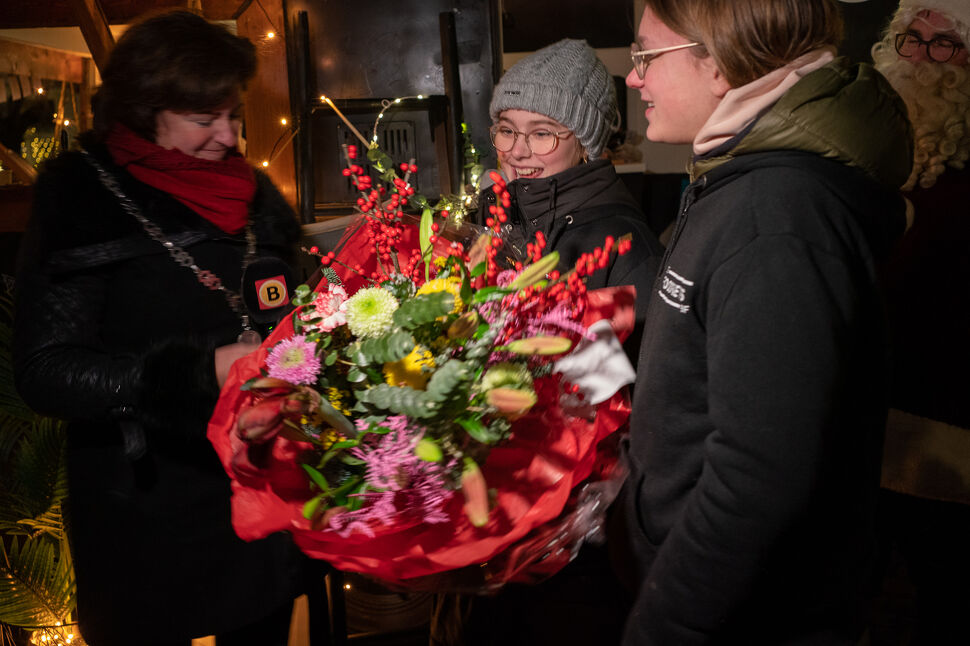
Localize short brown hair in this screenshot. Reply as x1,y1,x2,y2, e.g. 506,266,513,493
643,0,843,87
92,10,256,141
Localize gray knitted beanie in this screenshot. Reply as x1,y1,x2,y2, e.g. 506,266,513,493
489,39,618,158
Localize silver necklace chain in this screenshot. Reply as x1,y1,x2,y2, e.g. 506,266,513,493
82,149,258,334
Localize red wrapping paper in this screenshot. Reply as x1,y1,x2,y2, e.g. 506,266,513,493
207,226,634,585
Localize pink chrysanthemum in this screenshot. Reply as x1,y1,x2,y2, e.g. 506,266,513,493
325,416,455,537
265,335,321,385
300,283,348,332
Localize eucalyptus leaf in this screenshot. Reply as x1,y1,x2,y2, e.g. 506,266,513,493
358,331,415,364
355,384,438,419
392,292,454,329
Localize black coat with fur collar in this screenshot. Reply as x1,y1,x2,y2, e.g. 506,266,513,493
14,140,310,644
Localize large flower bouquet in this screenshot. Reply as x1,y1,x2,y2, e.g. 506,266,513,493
208,142,635,589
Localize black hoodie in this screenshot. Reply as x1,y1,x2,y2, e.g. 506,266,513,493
622,59,912,645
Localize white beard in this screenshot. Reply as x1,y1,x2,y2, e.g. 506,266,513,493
874,50,970,189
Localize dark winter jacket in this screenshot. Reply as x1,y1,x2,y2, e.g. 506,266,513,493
479,159,664,329
622,59,912,645
14,138,310,645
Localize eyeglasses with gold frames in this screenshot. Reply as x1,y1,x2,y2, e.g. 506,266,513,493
630,42,703,79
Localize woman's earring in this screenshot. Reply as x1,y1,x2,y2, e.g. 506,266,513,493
582,151,589,164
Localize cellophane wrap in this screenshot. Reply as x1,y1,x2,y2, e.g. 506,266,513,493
206,222,634,591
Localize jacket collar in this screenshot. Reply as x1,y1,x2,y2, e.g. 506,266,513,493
506,159,638,233
689,58,913,190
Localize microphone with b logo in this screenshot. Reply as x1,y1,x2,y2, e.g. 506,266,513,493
240,257,297,331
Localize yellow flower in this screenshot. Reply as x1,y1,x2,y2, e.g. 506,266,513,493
326,387,353,417
416,276,464,315
384,346,435,389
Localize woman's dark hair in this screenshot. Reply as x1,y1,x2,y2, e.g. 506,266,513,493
92,10,257,141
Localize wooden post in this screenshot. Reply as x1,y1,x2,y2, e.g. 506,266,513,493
235,0,298,211
68,0,114,74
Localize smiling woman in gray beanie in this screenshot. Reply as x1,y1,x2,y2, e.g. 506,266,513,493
480,38,663,346
435,39,663,646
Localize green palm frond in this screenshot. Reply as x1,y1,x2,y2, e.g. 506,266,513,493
0,505,66,542
0,281,77,631
0,417,68,540
11,418,68,518
0,290,34,424
0,411,29,463
0,535,75,628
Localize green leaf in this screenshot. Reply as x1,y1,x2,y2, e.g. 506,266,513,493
330,439,359,451
471,285,514,304
302,496,324,520
355,384,439,419
470,261,486,278
0,535,75,628
357,331,415,364
419,208,434,283
392,292,454,329
509,251,560,290
301,464,331,494
317,399,358,438
455,416,500,444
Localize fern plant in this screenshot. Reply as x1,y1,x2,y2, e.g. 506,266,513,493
0,277,77,644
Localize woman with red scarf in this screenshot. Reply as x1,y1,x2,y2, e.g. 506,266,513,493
13,11,313,646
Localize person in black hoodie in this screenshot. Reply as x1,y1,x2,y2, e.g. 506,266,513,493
477,38,664,342
620,1,913,644
14,11,316,645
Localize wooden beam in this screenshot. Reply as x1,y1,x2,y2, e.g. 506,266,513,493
0,39,85,84
0,0,241,29
0,142,38,185
68,0,114,73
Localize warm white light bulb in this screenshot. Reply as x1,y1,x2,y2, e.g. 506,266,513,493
266,31,275,39
261,160,270,167
280,117,288,126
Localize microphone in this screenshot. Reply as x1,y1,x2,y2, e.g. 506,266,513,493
241,257,297,326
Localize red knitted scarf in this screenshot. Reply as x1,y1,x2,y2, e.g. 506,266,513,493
105,124,256,234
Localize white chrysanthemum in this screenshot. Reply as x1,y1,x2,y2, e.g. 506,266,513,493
344,287,399,338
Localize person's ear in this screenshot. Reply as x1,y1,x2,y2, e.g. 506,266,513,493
703,58,732,98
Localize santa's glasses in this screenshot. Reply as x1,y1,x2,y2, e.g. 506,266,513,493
895,32,965,63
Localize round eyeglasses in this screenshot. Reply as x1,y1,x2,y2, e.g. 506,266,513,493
894,32,965,63
490,124,573,155
630,41,703,79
